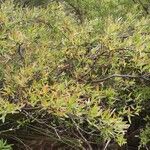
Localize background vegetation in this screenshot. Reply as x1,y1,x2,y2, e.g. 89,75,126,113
0,0,150,149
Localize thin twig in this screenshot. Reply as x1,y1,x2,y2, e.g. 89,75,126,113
71,118,93,150
103,140,111,150
2,134,31,150
137,0,149,14
22,110,61,139
27,124,80,149
17,43,25,61
90,74,150,83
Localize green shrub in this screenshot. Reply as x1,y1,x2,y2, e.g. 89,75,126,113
0,0,150,149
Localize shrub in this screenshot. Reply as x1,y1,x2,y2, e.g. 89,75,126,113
0,0,150,149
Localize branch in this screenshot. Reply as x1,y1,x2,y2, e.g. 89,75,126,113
22,110,61,139
71,118,92,150
103,140,111,150
137,0,149,14
132,0,149,14
65,1,85,23
17,43,25,61
90,74,150,83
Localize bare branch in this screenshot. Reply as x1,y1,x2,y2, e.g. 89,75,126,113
90,74,150,83
103,140,111,150
22,110,61,139
71,118,92,150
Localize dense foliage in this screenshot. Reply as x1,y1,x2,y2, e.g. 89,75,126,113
0,0,150,149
